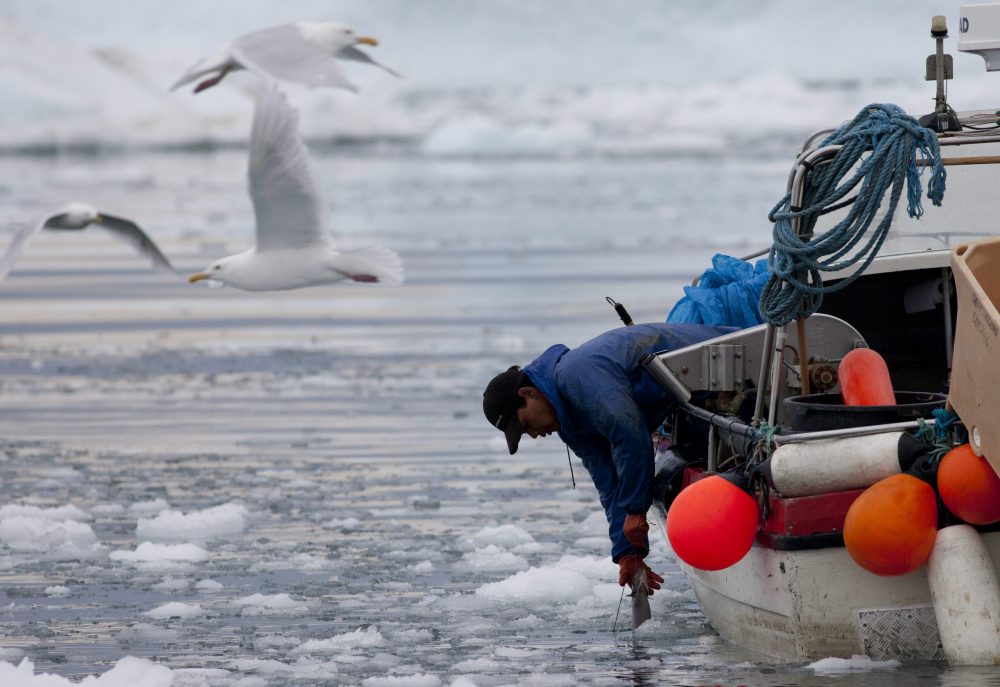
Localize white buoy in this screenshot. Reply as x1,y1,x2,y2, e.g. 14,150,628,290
928,524,1000,665
769,432,903,497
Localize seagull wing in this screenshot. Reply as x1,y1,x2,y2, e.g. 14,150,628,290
97,213,178,274
0,218,45,281
336,46,402,78
230,24,356,91
247,83,328,252
169,56,216,92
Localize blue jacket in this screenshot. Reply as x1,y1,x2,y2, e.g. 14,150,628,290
522,323,732,562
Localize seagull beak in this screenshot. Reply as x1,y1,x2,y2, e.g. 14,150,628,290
357,36,378,46
93,213,103,223
188,272,210,283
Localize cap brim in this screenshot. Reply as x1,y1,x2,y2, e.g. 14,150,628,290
502,414,522,455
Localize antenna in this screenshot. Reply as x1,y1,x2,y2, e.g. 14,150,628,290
919,15,962,132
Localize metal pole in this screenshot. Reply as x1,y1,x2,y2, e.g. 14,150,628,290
942,267,954,368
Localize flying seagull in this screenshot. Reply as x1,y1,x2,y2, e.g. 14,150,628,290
188,83,403,291
170,22,400,94
0,203,177,281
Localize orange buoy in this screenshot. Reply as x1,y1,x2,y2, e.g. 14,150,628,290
666,475,758,571
843,473,938,576
839,348,897,406
938,444,1000,525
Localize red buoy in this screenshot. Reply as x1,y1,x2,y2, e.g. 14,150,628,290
938,444,1000,525
839,347,897,406
843,473,937,576
666,475,758,571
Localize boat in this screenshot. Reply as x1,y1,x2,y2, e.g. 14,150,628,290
641,6,1000,665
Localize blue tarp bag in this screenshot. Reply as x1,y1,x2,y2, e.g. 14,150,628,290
666,253,770,329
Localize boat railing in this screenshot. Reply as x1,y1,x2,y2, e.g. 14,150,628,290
676,401,936,474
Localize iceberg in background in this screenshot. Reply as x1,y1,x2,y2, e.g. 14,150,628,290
0,0,993,156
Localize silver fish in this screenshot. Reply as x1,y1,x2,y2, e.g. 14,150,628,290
632,566,651,629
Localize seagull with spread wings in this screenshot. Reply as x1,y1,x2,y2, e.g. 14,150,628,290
0,204,177,281
170,22,399,94
187,83,403,291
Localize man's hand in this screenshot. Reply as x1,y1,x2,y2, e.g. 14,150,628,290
618,554,664,594
623,513,649,549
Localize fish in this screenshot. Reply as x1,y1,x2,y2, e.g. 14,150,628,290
632,565,652,629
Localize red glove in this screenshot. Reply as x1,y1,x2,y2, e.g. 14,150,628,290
618,554,664,594
623,513,649,549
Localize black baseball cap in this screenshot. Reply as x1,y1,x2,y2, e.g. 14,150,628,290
483,365,528,454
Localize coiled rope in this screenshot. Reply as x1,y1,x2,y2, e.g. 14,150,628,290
759,103,947,326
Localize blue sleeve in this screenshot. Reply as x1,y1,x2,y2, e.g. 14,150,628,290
576,445,648,563
585,387,655,517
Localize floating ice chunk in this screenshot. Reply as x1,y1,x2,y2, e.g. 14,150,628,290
571,536,609,552
408,561,434,574
447,678,479,687
475,566,592,604
457,525,535,552
116,623,181,643
44,585,70,597
90,504,126,518
227,657,339,679
0,504,90,521
551,555,614,581
194,579,224,592
574,510,609,536
111,542,209,564
136,503,250,541
250,552,334,572
0,655,173,686
293,627,387,654
322,517,361,531
456,545,528,572
452,656,502,672
808,655,901,673
233,593,310,617
508,614,542,629
145,601,204,619
0,516,104,560
361,675,442,687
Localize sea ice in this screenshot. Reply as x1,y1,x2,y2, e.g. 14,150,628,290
144,602,204,619
115,623,181,643
456,545,528,572
136,502,249,541
110,542,209,564
293,627,388,653
194,578,224,592
0,655,173,686
457,524,535,551
808,655,901,673
0,515,103,559
475,565,593,604
233,593,311,616
361,675,442,687
0,504,90,521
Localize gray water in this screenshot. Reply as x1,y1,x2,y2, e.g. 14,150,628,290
0,151,995,686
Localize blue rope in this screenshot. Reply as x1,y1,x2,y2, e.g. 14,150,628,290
759,103,947,327
914,407,962,465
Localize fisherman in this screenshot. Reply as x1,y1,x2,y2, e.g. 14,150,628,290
482,322,732,594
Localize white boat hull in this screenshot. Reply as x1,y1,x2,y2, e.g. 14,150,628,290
675,533,1000,661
